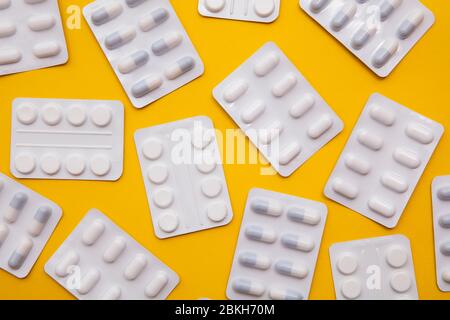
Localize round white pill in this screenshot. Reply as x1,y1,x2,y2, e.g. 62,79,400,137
337,253,358,275
67,105,87,126
65,154,86,176
201,178,222,198
254,0,275,18
340,279,361,299
42,104,62,126
40,154,61,175
192,132,213,150
441,269,450,283
142,139,163,160
147,164,169,184
153,188,174,208
386,245,408,268
158,212,179,233
90,155,111,176
15,153,36,174
16,104,37,125
206,202,228,222
91,105,112,127
205,0,225,12
196,161,216,174
390,271,411,293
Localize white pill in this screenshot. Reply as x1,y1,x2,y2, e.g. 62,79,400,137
55,250,79,277
337,254,358,275
289,94,315,119
0,0,10,9
90,155,111,176
357,129,383,151
28,14,55,31
368,197,396,217
351,23,376,50
370,105,396,126
393,147,421,169
274,260,308,279
239,252,271,270
15,153,36,174
33,41,61,58
201,178,222,198
124,254,147,280
196,161,216,174
341,279,361,299
405,123,434,144
65,154,86,176
0,48,21,65
103,237,127,263
0,223,9,247
286,207,321,225
42,104,62,126
82,219,105,246
251,198,282,217
281,234,315,252
132,75,163,98
16,104,38,125
307,115,333,139
332,178,359,199
310,0,330,13
272,73,297,98
331,2,357,31
205,0,225,13
386,245,408,268
158,211,179,233
8,237,33,270
105,27,136,50
152,32,183,56
102,286,121,300
232,279,265,297
0,21,16,38
4,193,28,224
91,2,123,26
390,271,411,293
147,164,169,184
145,272,169,298
77,269,101,295
191,130,213,150
206,202,228,222
241,100,266,124
40,153,61,175
269,288,303,300
223,80,248,103
254,0,275,18
245,225,276,243
372,39,399,68
258,121,283,144
254,52,279,77
345,154,371,175
278,142,301,166
91,106,112,127
153,188,173,208
381,172,408,193
139,8,169,32
142,139,163,160
398,10,424,40
67,105,87,126
441,269,450,283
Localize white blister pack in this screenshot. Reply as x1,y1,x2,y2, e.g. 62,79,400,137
299,0,435,77
83,0,204,108
324,93,443,228
45,209,179,300
0,0,68,76
330,235,418,300
135,116,233,239
0,172,62,278
227,188,327,300
198,0,280,23
10,98,124,181
431,176,450,292
213,42,343,177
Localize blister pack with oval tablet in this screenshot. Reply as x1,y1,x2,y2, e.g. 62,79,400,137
0,0,68,76
198,0,280,23
330,235,418,300
45,209,179,300
10,98,124,181
324,93,443,228
213,42,344,177
83,0,204,109
226,188,327,300
134,116,233,239
299,0,434,77
0,172,62,278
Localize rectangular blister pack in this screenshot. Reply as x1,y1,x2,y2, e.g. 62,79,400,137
0,172,62,278
134,116,233,239
0,0,68,76
329,235,418,299
324,93,443,228
226,188,327,300
198,0,280,23
213,42,343,177
83,0,204,108
431,176,450,291
299,0,435,77
45,209,179,300
10,98,124,181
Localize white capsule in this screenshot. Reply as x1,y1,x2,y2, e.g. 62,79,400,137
232,279,265,297
0,48,21,65
357,129,383,151
239,252,271,270
118,50,149,74
275,260,309,279
124,254,147,280
55,250,79,277
254,52,280,77
307,115,333,139
331,2,357,31
0,223,9,247
28,14,56,32
223,80,248,103
351,23,377,50
241,100,266,124
145,272,169,298
332,178,359,199
82,219,105,246
251,198,282,216
258,121,283,144
245,225,277,243
152,32,183,56
381,172,408,193
405,123,434,144
77,269,101,295
368,197,396,217
105,27,136,50
345,154,371,175
0,21,16,38
131,75,163,98
372,39,399,68
4,192,28,223
91,2,123,26
272,73,297,97
310,0,330,13
398,10,424,40
393,147,421,169
8,237,33,270
165,56,196,80
102,286,121,300
286,207,321,225
289,94,315,118
103,237,127,263
139,8,169,32
269,288,304,300
281,234,315,252
380,0,402,21
278,142,301,166
28,206,52,237
370,105,396,126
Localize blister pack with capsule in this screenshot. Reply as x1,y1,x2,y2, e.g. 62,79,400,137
83,0,204,108
213,42,343,177
45,209,179,300
227,188,327,300
324,93,443,228
329,235,418,299
10,98,124,181
0,172,62,278
0,0,68,76
299,0,435,77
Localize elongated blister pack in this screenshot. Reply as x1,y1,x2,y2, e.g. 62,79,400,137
0,0,68,76
329,235,418,299
0,172,62,278
227,188,327,300
213,42,343,177
10,98,124,181
198,0,280,23
135,116,233,239
299,0,435,77
83,0,204,108
45,209,179,300
324,93,443,228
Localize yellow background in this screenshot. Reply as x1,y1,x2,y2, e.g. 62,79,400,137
0,0,449,300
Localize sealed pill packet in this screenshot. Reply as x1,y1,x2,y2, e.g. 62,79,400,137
0,172,62,278
299,0,435,77
227,188,327,300
213,42,343,177
45,209,179,300
83,0,204,108
0,0,68,76
330,235,418,300
431,176,450,292
134,116,233,239
10,98,124,181
198,0,280,23
324,93,443,228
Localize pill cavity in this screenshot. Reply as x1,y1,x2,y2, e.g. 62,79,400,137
439,214,450,228
345,154,371,175
66,154,86,176
0,48,21,65
103,237,127,263
393,147,421,169
40,153,61,175
124,254,147,280
4,192,28,223
251,198,282,217
281,233,314,252
310,0,330,13
380,0,402,21
33,41,61,59
132,75,163,98
8,237,33,270
405,123,434,144
0,21,16,38
253,0,276,18
201,178,223,198
272,73,297,98
139,8,169,32
332,178,359,199
287,207,321,225
145,272,169,298
341,279,361,299
351,23,377,50
239,252,271,270
254,52,279,77
67,105,87,126
82,219,105,246
245,225,276,243
269,288,304,300
232,279,265,297
28,206,52,237
204,0,225,13
42,104,63,126
158,211,179,233
147,164,169,185
368,197,396,217
372,39,399,68
357,129,383,151
386,245,408,268
331,2,357,31
206,202,228,222
398,10,424,40
91,2,123,26
102,286,121,300
90,155,111,176
152,32,183,56
381,172,408,193
278,143,301,166
118,50,149,74
337,253,358,275
275,260,308,279
153,188,174,209
77,269,101,295
165,56,196,80
258,121,283,145
223,79,248,103
241,100,266,124
390,271,411,293
28,14,56,31
307,115,333,139
289,94,315,119
370,105,396,126
16,104,38,125
0,223,9,247
55,250,79,277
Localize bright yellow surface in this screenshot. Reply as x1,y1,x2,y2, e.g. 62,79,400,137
0,0,449,300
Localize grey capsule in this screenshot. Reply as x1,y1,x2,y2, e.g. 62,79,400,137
440,242,450,256
438,187,450,201
91,3,123,26
232,279,265,297
139,8,169,32
250,199,282,216
310,0,330,13
281,233,314,252
330,3,356,31
398,10,424,40
125,0,146,8
8,237,33,270
372,39,399,68
244,225,276,243
269,288,304,300
287,207,321,225
275,260,308,279
131,75,163,98
238,252,271,270
152,32,182,56
380,0,401,21
118,50,149,74
439,215,450,228
351,24,376,50
105,27,136,50
165,57,196,80
28,206,52,237
4,192,28,223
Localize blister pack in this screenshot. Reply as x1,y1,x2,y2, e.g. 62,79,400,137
0,0,68,76
227,188,327,300
0,172,62,278
198,0,280,23
10,98,124,181
299,0,435,77
213,42,343,177
324,93,443,228
329,235,418,299
135,116,233,239
45,209,179,300
83,0,204,108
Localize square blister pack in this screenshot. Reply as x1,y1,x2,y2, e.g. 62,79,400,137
299,0,435,77
213,42,343,177
324,93,443,228
329,235,418,299
0,172,62,278
10,98,124,181
226,188,327,300
134,116,233,239
45,209,179,300
83,0,204,108
0,0,68,76
431,176,450,292
198,0,280,23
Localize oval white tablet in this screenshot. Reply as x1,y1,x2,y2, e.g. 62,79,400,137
368,197,396,217
332,178,359,199
65,154,86,176
82,219,105,246
40,153,61,175
28,14,55,31
223,80,248,103
145,272,169,298
204,0,225,13
15,153,36,174
254,52,279,77
393,147,421,169
289,94,315,119
272,73,297,98
55,250,79,277
158,211,179,233
241,100,266,124
278,142,301,166
357,129,383,151
124,254,147,281
0,48,21,65
16,104,38,125
370,104,396,126
386,245,408,268
307,115,333,139
102,286,121,300
405,123,434,144
91,105,112,127
147,164,169,184
103,237,127,263
67,105,87,126
33,41,61,58
253,0,275,18
341,279,361,299
390,271,411,293
90,155,111,176
153,188,174,208
77,269,101,295
0,21,16,38
206,201,228,222
380,172,408,193
337,254,358,275
42,104,62,126
345,154,371,175
142,139,163,160
201,178,222,198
